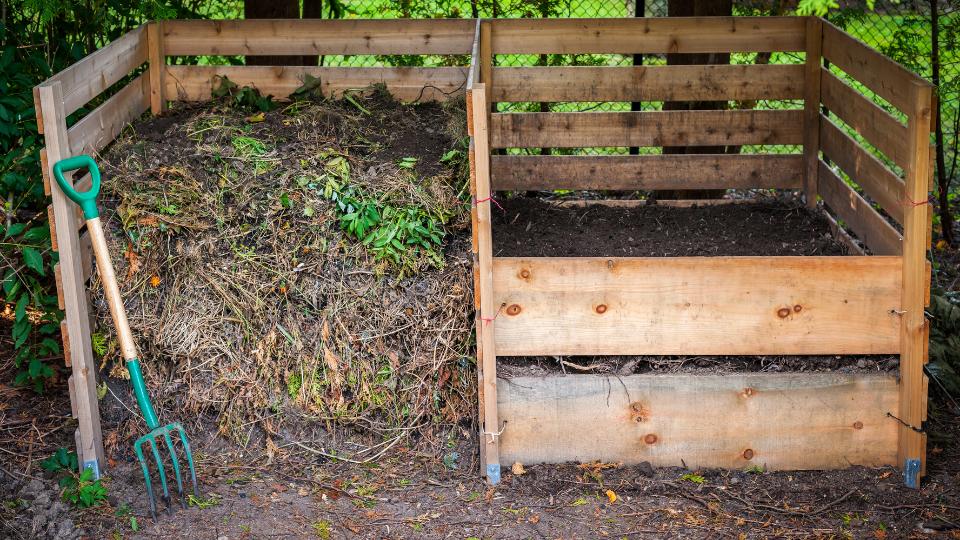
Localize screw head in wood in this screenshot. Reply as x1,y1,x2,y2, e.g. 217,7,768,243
743,448,754,460
506,304,522,316
644,433,658,445
595,304,607,314
519,269,530,279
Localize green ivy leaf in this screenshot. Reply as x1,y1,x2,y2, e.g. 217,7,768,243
22,247,44,275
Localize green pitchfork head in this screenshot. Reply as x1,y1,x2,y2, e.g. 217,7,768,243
127,358,198,518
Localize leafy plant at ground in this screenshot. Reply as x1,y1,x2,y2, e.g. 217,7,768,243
927,291,960,397
212,76,277,112
59,467,108,508
40,447,78,473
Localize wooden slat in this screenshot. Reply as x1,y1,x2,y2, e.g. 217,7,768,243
821,207,868,256
164,65,467,102
490,17,805,54
492,256,902,356
40,148,51,196
821,21,931,114
147,21,166,115
818,160,902,256
821,70,909,168
163,19,475,56
490,109,803,149
47,204,58,251
37,81,105,473
466,19,481,90
819,116,905,224
67,73,150,156
498,373,899,470
54,263,65,310
470,86,501,482
898,81,934,477
41,26,148,116
491,64,804,103
802,17,823,209
490,154,802,191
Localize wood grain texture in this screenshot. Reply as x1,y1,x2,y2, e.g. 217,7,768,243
819,116,905,224
42,25,148,116
802,17,823,208
898,81,934,475
498,373,899,470
821,21,931,113
818,160,902,256
470,86,501,477
37,81,105,472
490,109,803,149
821,70,909,168
489,154,802,191
492,256,902,356
164,65,467,102
147,21,166,114
490,17,805,54
163,19,475,56
491,64,804,102
67,74,150,156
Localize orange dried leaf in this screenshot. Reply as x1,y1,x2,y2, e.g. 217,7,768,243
149,275,161,287
605,489,617,504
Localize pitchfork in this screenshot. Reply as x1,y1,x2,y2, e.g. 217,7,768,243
53,155,198,518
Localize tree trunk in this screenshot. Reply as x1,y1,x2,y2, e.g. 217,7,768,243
629,0,645,157
931,0,955,245
656,0,732,200
244,0,303,66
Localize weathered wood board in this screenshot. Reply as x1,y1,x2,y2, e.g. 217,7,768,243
498,373,899,470
492,257,903,356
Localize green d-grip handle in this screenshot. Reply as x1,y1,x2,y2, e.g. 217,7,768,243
52,155,101,220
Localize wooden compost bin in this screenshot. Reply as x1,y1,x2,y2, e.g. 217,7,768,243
464,17,934,486
35,16,933,487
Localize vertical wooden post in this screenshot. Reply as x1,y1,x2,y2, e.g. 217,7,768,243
470,83,501,484
36,81,105,477
802,16,823,209
898,79,934,487
479,20,493,110
147,21,166,115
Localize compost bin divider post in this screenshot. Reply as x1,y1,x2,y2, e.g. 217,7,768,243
802,16,823,209
898,80,934,485
147,20,166,115
36,81,106,477
469,81,501,484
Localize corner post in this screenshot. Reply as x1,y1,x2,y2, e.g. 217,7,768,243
36,81,106,477
802,16,824,209
470,83,501,484
147,21,166,115
898,79,934,488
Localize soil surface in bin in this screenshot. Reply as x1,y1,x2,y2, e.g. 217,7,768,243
493,198,848,257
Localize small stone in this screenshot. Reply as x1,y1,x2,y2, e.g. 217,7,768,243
730,475,741,485
635,461,655,478
856,359,868,369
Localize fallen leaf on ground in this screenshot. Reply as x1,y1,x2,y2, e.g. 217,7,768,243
605,489,617,504
511,462,526,476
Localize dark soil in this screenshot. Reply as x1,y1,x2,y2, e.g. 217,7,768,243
493,198,848,257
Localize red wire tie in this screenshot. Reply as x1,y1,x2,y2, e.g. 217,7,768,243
474,195,504,211
903,195,935,207
481,303,506,325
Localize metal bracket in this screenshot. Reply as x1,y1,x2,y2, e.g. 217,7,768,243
486,463,501,485
82,459,101,480
903,458,921,489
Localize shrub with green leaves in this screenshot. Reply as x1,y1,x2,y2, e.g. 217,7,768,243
40,448,108,508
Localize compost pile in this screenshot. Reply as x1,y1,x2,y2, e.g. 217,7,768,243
96,87,475,452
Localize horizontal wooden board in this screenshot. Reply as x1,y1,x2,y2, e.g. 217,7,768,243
491,64,804,102
819,116,905,224
490,109,803,148
43,25,148,116
164,65,467,102
490,154,802,191
820,70,909,168
163,19,475,56
821,21,930,114
68,73,150,156
818,160,903,256
492,256,902,356
490,17,805,54
498,373,899,470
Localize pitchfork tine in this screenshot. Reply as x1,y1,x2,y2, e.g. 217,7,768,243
147,437,172,514
175,424,200,497
134,439,158,520
162,431,187,508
